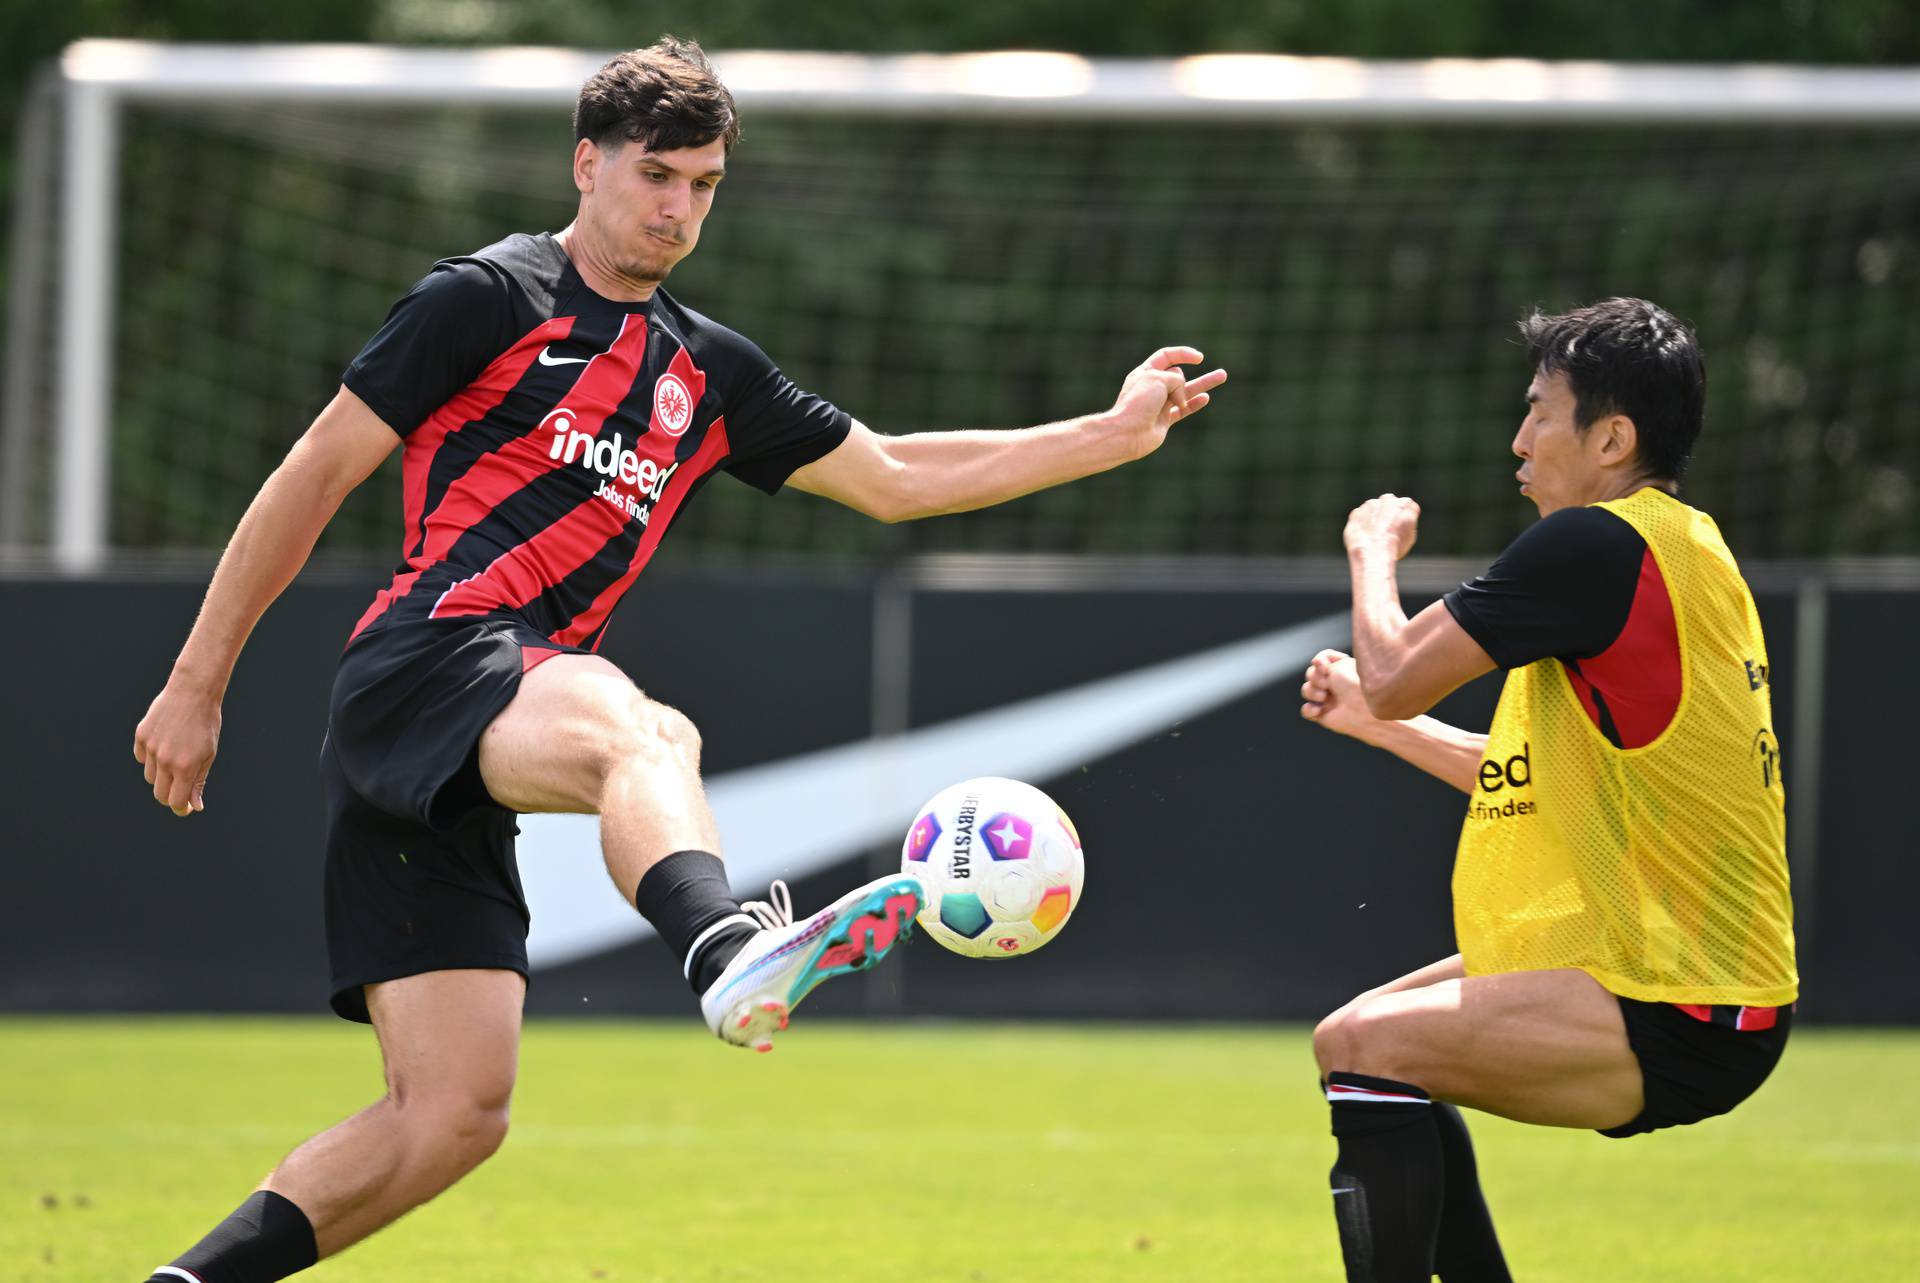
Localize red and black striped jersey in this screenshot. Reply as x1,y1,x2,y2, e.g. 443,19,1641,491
341,232,850,651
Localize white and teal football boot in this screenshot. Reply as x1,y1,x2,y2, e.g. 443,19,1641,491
698,874,924,1053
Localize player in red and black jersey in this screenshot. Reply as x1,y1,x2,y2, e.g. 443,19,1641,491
338,227,863,651
131,38,1226,1283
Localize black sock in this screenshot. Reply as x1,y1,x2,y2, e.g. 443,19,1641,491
144,1189,317,1283
1432,1102,1512,1283
633,850,755,994
1326,1072,1444,1283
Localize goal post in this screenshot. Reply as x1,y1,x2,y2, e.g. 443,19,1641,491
7,40,1920,570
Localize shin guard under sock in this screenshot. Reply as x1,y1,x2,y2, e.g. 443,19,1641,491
633,850,755,994
144,1189,317,1283
1326,1072,1444,1283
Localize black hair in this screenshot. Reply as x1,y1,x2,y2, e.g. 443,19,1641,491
1519,297,1706,482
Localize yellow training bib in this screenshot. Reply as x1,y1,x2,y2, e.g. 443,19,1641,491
1452,488,1797,1005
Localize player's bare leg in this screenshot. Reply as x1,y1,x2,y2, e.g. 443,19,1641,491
1314,963,1642,1127
1310,962,1638,1282
479,653,720,886
142,969,522,1282
270,969,524,1255
477,653,921,1050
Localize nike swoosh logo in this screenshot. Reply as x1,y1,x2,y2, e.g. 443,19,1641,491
538,346,590,366
519,612,1347,968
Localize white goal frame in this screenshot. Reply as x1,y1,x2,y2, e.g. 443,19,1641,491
7,40,1920,571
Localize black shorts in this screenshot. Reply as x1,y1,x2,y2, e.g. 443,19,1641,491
1599,997,1793,1138
321,615,586,1022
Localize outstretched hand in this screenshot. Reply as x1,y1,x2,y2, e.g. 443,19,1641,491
134,682,222,816
1107,347,1228,459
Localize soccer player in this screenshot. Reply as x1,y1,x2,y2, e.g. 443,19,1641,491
1298,298,1796,1282
130,38,1225,1283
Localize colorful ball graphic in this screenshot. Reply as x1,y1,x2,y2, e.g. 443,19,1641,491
900,777,1085,959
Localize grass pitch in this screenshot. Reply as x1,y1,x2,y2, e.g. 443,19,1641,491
3,1019,1915,1282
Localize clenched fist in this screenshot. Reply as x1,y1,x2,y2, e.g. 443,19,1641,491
1298,648,1378,741
1343,494,1420,560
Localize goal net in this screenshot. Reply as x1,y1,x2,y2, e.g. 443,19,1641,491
7,47,1919,567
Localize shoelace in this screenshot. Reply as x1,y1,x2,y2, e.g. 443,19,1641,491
742,879,794,931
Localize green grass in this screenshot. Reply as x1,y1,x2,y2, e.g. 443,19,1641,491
2,1019,1916,1282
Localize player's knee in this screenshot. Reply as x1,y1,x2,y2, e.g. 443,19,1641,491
1313,1006,1357,1076
454,1100,512,1164
394,1080,513,1165
651,700,702,764
431,1099,511,1171
610,693,701,773
1325,999,1415,1079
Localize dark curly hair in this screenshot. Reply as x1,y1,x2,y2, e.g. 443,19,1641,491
574,36,740,155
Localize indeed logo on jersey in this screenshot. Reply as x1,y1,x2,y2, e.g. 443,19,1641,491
1467,742,1536,821
543,407,680,524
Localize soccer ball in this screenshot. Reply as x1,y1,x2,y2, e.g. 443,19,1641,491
900,777,1084,959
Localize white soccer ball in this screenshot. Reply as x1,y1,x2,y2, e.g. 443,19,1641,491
900,777,1085,959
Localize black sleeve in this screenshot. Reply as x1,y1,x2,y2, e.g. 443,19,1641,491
709,330,852,495
342,260,517,437
1442,506,1647,669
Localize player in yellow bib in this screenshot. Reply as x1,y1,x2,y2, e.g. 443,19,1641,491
1299,298,1796,1282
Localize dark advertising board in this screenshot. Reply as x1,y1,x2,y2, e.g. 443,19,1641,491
1,568,1909,1022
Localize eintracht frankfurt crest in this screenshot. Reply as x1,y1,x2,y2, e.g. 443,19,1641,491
653,372,694,436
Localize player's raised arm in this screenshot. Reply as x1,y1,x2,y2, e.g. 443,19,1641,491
1341,494,1496,720
133,387,399,816
783,347,1226,522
